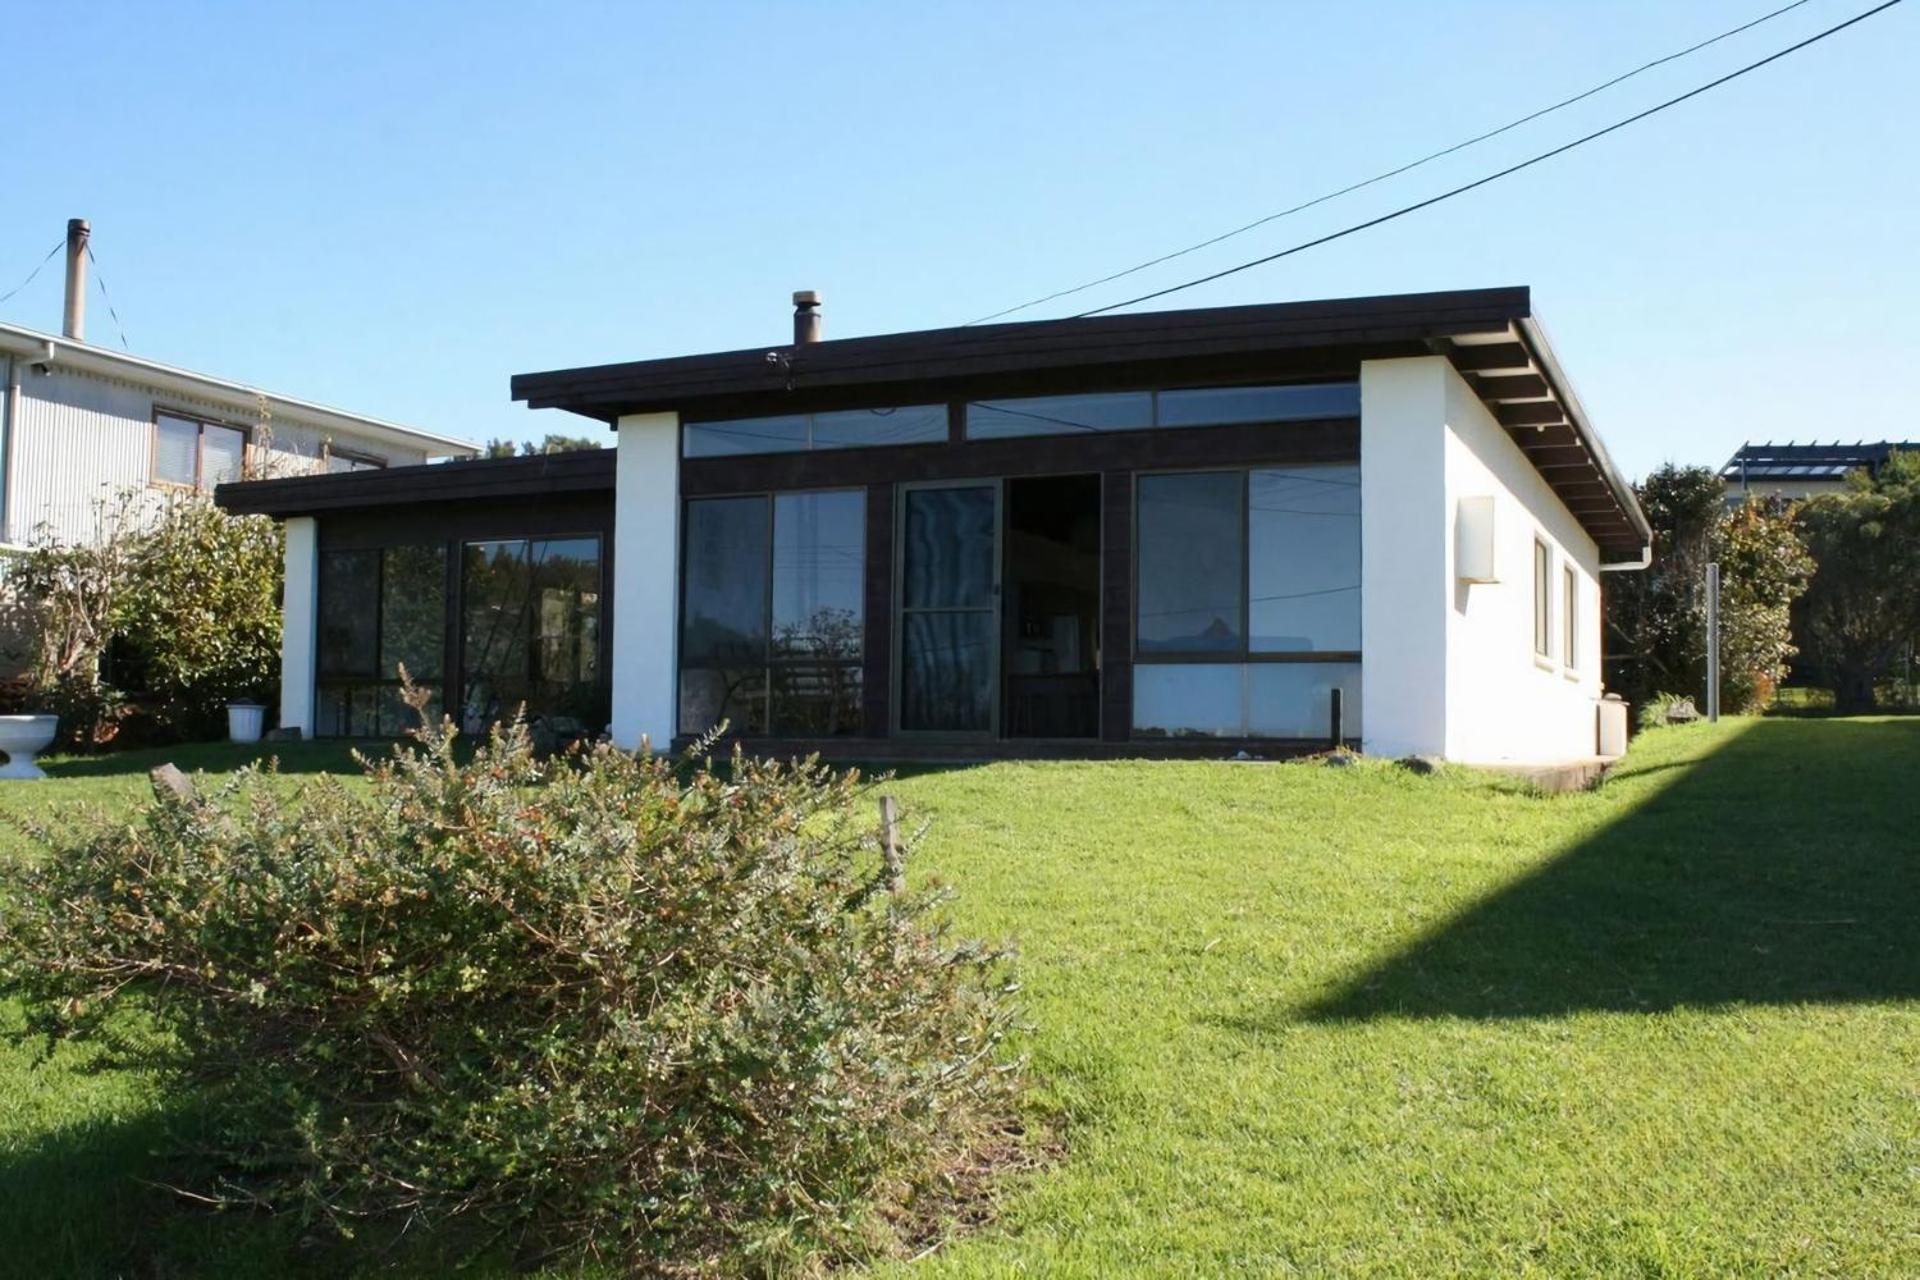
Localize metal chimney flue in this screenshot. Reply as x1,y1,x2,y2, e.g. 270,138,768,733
63,219,89,341
792,290,821,345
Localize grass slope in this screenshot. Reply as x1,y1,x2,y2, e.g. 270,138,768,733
2,721,1916,1276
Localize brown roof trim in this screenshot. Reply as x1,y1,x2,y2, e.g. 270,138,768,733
215,448,614,516
510,286,1531,420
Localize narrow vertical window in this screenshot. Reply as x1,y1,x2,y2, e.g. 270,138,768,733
1533,538,1552,659
1562,565,1578,670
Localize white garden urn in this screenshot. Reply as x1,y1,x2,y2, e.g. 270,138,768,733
0,714,59,781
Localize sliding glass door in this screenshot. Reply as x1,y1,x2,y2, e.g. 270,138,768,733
897,482,1000,735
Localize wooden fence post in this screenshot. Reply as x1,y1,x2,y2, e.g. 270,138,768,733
878,794,905,896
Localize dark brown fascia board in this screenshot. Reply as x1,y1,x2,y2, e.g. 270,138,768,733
509,287,1532,420
1514,315,1653,558
215,448,616,517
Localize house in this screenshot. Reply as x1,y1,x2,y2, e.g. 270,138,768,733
0,220,476,550
216,285,1651,764
1720,440,1917,503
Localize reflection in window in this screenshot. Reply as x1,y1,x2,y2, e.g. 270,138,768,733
682,498,769,663
1249,465,1360,652
1133,662,1361,739
315,545,447,737
1137,466,1359,657
679,490,866,737
964,392,1153,440
1136,472,1243,653
460,538,603,738
683,406,944,457
967,382,1357,441
1156,383,1359,427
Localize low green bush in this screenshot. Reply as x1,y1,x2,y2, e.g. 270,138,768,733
1635,692,1694,732
0,702,1024,1272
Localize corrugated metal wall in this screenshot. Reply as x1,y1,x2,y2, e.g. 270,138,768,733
5,365,431,545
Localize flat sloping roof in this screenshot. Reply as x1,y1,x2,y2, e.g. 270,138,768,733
508,286,1649,559
0,320,478,457
1722,440,1916,481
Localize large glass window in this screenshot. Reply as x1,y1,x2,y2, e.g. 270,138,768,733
679,489,865,736
967,382,1357,441
460,537,604,737
315,545,447,737
1133,463,1360,740
1137,472,1243,653
683,406,945,457
1248,466,1361,652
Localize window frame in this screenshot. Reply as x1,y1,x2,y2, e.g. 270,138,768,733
1533,536,1554,662
676,487,868,737
150,407,252,491
313,544,450,738
1130,464,1362,667
1562,563,1579,672
457,533,608,734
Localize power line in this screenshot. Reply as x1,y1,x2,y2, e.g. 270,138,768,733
84,243,131,350
0,238,63,308
1075,0,1903,319
963,0,1820,326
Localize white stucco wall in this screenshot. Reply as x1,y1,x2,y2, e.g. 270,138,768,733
280,516,319,737
609,411,681,752
1440,368,1603,764
1360,356,1605,765
1359,359,1450,759
4,365,431,546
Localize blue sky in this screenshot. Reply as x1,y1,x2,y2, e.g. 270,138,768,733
1,0,1912,479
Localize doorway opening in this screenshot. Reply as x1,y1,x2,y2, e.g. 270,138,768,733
1002,474,1101,738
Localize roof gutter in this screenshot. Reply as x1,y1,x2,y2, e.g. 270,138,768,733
1514,315,1652,571
0,325,479,458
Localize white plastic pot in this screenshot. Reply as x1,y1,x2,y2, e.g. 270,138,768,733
228,703,267,744
0,714,59,780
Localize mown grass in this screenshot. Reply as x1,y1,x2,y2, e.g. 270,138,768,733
2,720,1916,1276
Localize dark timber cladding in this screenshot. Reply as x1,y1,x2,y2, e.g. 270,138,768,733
510,286,1650,560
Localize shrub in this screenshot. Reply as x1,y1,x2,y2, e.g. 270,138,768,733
1635,691,1694,732
0,704,1024,1272
115,493,282,740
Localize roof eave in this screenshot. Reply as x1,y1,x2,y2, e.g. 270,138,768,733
0,323,479,457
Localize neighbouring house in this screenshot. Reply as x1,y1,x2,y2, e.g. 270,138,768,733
216,285,1651,765
1720,440,1919,503
0,220,477,550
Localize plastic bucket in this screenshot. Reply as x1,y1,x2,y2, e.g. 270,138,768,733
228,703,267,744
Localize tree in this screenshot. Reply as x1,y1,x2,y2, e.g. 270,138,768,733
482,434,606,458
1715,498,1815,711
1604,464,1812,715
1794,450,1920,712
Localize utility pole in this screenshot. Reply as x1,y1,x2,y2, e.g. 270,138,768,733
1705,562,1721,723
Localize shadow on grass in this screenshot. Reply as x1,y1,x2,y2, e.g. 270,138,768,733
0,1094,519,1279
1300,718,1920,1021
42,740,372,781
0,1103,307,1279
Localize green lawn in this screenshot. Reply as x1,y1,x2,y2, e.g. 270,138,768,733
3,720,1916,1277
